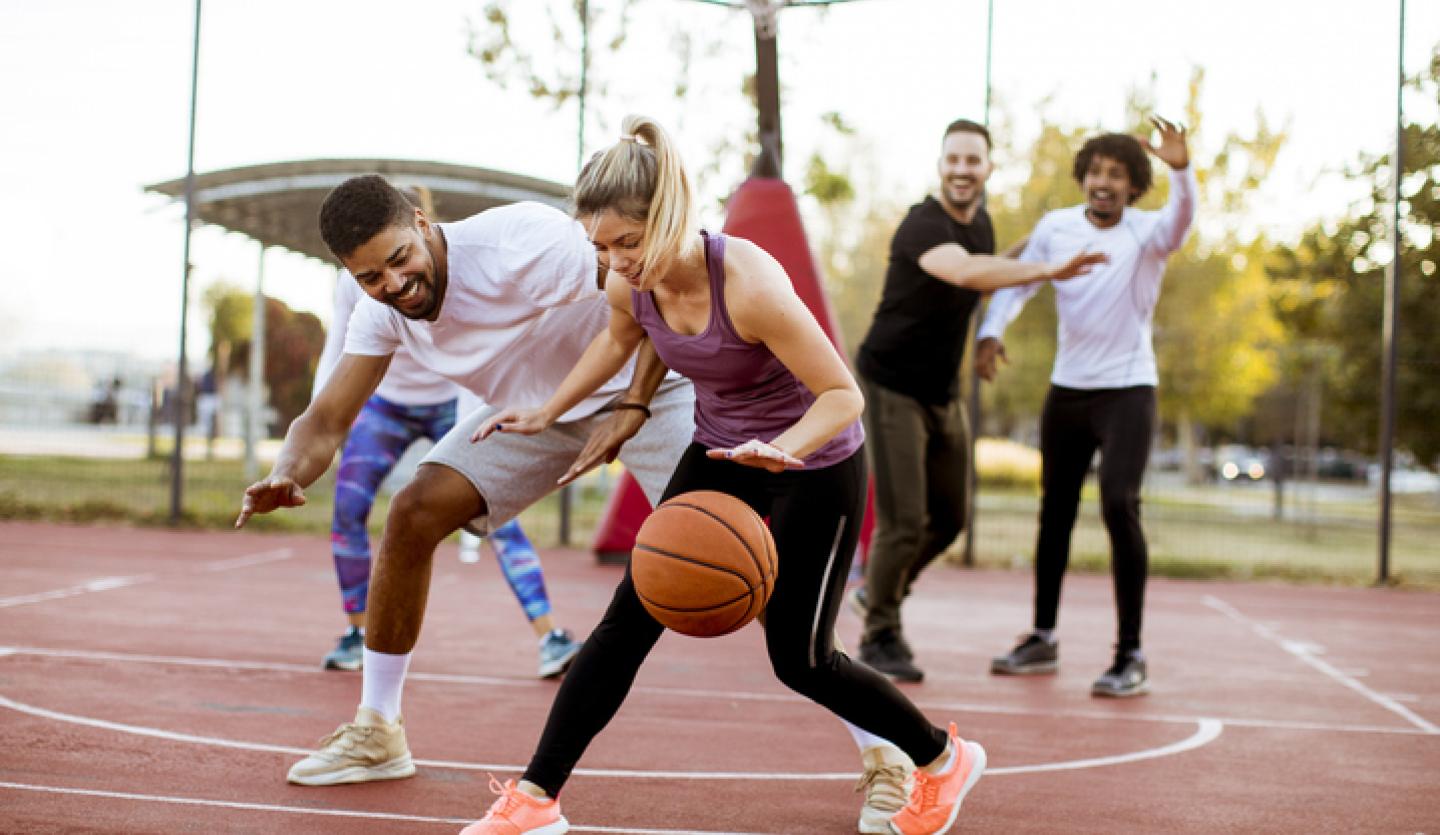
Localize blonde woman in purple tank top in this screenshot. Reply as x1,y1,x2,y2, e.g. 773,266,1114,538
462,116,985,835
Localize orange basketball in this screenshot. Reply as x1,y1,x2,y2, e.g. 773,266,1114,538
631,490,778,637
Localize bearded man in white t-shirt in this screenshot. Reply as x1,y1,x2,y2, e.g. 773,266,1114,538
235,174,696,786
977,117,1195,699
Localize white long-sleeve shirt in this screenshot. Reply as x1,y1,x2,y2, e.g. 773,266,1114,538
312,269,459,406
978,165,1198,389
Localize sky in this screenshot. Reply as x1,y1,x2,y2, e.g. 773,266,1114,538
1,0,1435,368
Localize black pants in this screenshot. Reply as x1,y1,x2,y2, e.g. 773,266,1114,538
858,373,969,643
523,444,948,796
1033,385,1155,653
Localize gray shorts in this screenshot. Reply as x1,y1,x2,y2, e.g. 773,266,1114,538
422,376,696,535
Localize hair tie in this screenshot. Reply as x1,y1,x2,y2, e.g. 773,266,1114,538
619,133,637,143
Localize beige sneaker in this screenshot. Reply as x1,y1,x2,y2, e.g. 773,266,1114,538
855,743,913,834
286,707,416,786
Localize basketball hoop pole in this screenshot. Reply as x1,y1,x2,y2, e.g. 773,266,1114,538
752,14,782,177
685,1,868,178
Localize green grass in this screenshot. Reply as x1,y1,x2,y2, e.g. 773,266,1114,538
0,453,613,543
963,487,1440,588
3,453,1437,588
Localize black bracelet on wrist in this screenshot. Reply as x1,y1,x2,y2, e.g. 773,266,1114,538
613,401,652,419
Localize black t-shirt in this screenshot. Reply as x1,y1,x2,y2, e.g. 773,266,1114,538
857,196,995,405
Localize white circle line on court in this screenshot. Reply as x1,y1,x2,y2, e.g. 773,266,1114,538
0,781,768,835
1,645,1425,737
0,692,1219,780
0,547,293,610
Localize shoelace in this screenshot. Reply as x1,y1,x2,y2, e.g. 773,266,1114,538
855,763,910,811
485,776,522,818
317,722,374,751
908,768,941,810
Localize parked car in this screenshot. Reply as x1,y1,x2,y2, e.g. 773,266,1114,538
1215,444,1268,482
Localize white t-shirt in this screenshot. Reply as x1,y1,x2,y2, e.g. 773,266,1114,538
978,165,1198,389
312,269,458,406
343,201,631,423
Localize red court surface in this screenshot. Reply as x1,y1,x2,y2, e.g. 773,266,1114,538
2,520,1437,833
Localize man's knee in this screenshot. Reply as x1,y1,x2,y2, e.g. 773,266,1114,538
386,465,483,543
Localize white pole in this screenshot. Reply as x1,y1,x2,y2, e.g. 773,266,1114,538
244,244,267,480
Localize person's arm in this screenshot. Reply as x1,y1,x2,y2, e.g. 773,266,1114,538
1141,116,1197,255
556,336,670,487
236,352,390,527
918,242,1105,292
974,231,1052,381
715,240,861,470
473,273,646,441
311,272,359,400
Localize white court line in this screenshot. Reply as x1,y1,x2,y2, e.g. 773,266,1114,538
200,548,295,572
991,718,1222,775
3,645,1425,737
0,547,293,609
1203,595,1439,735
0,575,155,609
0,781,767,835
0,693,1218,781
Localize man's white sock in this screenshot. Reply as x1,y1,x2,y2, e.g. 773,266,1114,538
359,648,411,723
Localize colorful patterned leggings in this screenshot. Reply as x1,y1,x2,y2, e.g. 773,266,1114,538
331,394,551,621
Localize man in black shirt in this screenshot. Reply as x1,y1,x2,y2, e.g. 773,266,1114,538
853,118,1104,681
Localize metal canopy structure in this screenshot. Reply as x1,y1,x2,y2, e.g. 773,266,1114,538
146,158,572,262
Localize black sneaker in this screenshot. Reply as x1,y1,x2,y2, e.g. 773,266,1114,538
849,586,916,661
322,626,364,671
990,633,1059,675
1092,648,1149,697
860,630,924,683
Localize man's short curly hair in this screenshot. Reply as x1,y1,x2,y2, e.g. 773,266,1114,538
319,175,416,259
1072,133,1152,204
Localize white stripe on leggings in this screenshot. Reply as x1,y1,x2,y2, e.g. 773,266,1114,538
809,516,847,668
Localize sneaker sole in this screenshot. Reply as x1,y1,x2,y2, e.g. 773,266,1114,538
989,659,1057,676
1091,680,1150,698
538,643,583,679
890,742,985,835
322,658,362,672
287,754,416,786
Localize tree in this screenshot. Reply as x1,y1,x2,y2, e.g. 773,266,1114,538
1266,44,1440,466
204,286,325,436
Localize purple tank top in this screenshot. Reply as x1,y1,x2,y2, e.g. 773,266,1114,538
632,232,863,468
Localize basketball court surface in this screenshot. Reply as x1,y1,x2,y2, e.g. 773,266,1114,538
2,520,1436,832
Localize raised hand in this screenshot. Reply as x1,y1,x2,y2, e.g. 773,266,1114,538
235,476,306,528
1141,115,1189,170
705,439,804,472
472,407,551,442
1047,249,1109,281
556,408,648,487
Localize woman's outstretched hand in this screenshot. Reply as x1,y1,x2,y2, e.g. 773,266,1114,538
706,439,804,472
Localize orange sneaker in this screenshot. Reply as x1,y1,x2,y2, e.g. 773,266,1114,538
460,777,569,835
888,724,986,835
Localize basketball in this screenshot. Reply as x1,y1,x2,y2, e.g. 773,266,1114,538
631,490,778,638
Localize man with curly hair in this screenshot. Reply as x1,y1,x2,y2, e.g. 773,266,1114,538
979,117,1196,698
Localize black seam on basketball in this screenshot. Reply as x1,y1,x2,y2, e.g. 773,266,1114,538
665,500,769,598
635,586,753,613
633,544,753,584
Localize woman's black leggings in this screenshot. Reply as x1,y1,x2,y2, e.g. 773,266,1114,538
1033,385,1156,653
523,444,948,796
